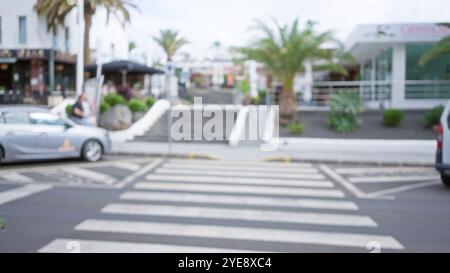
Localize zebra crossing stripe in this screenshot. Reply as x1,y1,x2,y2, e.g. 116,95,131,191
38,239,259,253
102,203,377,227
135,182,345,198
335,167,435,175
169,159,313,168
0,172,34,183
155,168,326,180
0,184,52,205
64,167,117,185
145,174,333,188
112,162,141,171
75,219,404,250
348,175,440,184
120,191,359,210
162,163,320,174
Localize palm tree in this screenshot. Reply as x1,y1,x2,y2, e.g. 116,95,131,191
128,41,137,54
34,0,137,64
234,19,349,123
153,29,189,62
420,23,450,66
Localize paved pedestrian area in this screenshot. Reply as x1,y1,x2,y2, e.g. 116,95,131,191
0,157,448,252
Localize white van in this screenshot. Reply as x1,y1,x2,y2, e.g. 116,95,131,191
436,101,450,187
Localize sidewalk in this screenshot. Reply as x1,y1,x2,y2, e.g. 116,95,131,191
112,138,437,166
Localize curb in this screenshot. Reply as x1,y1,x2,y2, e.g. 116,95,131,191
263,156,435,167
111,151,435,167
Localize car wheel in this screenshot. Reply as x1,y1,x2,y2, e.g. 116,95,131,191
441,172,450,187
81,140,103,162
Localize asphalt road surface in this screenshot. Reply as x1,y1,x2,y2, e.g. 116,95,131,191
0,156,449,253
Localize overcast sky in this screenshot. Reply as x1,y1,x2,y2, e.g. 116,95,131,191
121,0,450,61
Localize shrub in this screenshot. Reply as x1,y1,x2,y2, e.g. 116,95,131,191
383,109,405,127
328,91,363,133
65,104,73,116
100,102,111,114
329,113,358,133
103,93,127,107
128,98,148,113
287,123,305,135
146,96,155,107
239,79,251,95
424,106,444,128
252,96,262,105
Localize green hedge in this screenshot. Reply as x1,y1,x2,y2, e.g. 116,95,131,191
287,123,305,135
383,109,405,127
146,96,155,107
100,102,111,114
424,106,444,128
103,93,127,107
128,99,148,113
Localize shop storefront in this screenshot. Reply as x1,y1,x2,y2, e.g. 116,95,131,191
0,49,76,105
346,23,450,109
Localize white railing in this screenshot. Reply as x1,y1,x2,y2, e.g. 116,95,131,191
296,80,450,107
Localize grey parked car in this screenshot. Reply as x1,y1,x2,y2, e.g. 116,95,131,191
0,106,111,163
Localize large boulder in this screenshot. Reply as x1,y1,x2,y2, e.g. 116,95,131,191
99,105,133,131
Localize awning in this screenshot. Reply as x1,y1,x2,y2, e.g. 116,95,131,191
85,60,164,75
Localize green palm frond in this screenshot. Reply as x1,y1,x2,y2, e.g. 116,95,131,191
233,18,348,92
420,36,450,66
34,0,137,31
153,29,189,61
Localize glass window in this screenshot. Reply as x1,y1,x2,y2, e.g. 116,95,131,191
18,16,27,44
3,112,29,124
29,112,66,126
405,44,450,99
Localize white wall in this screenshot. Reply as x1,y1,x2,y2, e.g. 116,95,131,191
89,8,129,63
0,0,77,54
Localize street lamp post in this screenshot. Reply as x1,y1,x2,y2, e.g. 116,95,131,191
76,0,85,97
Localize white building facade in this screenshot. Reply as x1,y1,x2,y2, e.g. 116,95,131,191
346,23,450,109
0,0,79,104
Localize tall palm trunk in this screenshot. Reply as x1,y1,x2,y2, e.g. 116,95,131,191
279,89,297,125
83,5,94,65
278,78,297,125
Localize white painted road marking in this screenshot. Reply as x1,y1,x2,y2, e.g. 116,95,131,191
155,168,326,180
120,191,359,210
145,174,333,188
0,172,34,183
162,163,320,174
169,159,313,169
135,182,345,198
75,219,404,250
64,167,117,185
367,181,441,197
102,203,377,227
319,165,368,199
335,167,436,175
348,175,440,184
112,162,141,171
38,239,260,253
0,184,52,206
115,159,163,189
